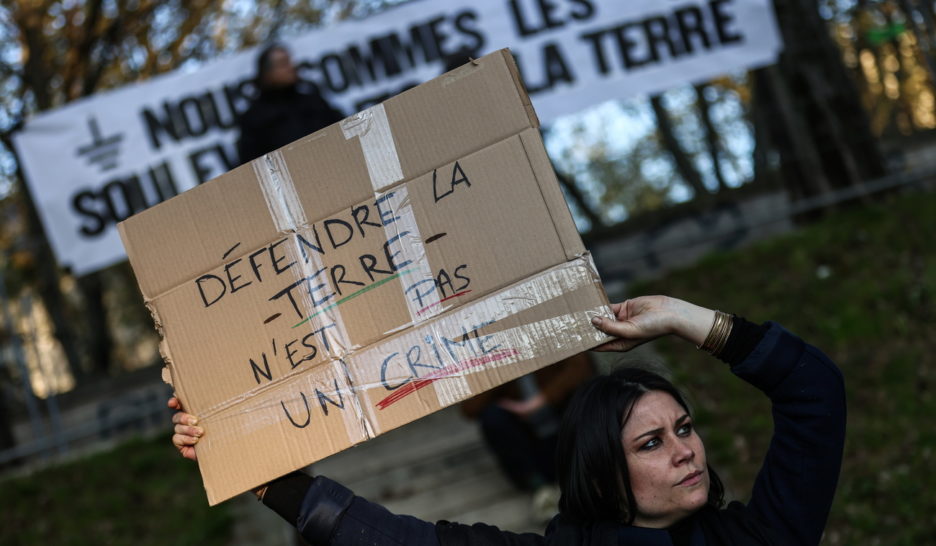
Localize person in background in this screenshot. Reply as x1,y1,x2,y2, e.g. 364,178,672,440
236,43,344,165
459,353,594,520
171,295,845,545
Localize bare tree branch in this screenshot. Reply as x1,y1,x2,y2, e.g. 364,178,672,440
694,83,730,193
649,94,709,199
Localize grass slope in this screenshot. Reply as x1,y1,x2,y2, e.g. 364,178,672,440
1,436,232,546
632,191,936,544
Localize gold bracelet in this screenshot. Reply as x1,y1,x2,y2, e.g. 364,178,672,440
711,312,733,355
698,311,733,356
697,311,722,350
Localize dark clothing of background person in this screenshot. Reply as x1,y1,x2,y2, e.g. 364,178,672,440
259,319,846,545
236,82,344,166
459,353,594,491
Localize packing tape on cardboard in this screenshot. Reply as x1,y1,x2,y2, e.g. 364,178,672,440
254,150,307,232
198,357,372,446
249,150,362,441
425,306,608,408
341,104,404,192
195,256,611,450
375,186,442,323
284,229,354,357
194,355,370,457
253,149,353,357
353,255,611,414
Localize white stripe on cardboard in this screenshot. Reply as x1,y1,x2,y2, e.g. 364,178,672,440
253,150,307,232
251,150,362,443
353,257,612,422
340,104,404,192
376,187,441,324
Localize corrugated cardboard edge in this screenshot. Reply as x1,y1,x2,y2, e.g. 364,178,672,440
118,222,182,398
499,49,540,130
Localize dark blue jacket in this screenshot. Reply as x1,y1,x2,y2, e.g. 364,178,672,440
263,322,846,545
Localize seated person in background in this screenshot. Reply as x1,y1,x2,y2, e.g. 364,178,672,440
459,353,594,517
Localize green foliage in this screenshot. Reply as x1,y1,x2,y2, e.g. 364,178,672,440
0,436,232,546
633,191,936,544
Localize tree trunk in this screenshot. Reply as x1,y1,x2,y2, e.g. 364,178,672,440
11,8,116,384
915,0,936,49
649,94,709,198
757,66,833,201
882,8,917,132
0,380,16,465
749,73,771,186
764,0,887,205
896,0,936,92
850,1,882,121
4,154,87,382
694,84,729,192
800,64,869,201
77,273,112,376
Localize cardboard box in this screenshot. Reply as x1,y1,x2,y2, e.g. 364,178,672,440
119,49,612,505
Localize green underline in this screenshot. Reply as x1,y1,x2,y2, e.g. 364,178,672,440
292,266,418,328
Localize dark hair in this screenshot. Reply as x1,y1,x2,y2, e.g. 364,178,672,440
255,43,290,89
556,367,725,524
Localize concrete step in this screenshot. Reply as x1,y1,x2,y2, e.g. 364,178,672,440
455,493,547,535
312,405,544,533
381,463,515,522
328,442,496,501
314,408,481,481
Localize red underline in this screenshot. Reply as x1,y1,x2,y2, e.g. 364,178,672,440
376,348,519,410
416,290,472,316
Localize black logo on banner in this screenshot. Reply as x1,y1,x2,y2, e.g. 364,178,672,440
75,117,125,172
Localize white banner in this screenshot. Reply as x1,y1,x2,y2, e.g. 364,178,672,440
12,0,781,275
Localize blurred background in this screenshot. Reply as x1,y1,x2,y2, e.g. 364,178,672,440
0,0,933,544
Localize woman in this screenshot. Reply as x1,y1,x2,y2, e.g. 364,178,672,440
170,295,846,545
236,43,344,165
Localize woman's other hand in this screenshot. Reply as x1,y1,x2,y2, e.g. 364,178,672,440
169,396,202,461
591,295,715,352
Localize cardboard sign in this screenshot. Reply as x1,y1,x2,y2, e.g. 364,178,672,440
119,50,612,505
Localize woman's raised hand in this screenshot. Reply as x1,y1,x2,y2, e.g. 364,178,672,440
590,295,715,352
169,396,202,461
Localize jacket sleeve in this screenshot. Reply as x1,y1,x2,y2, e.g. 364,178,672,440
731,322,846,545
262,474,544,545
263,474,439,545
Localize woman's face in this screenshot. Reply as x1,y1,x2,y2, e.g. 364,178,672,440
263,48,298,88
621,390,710,528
